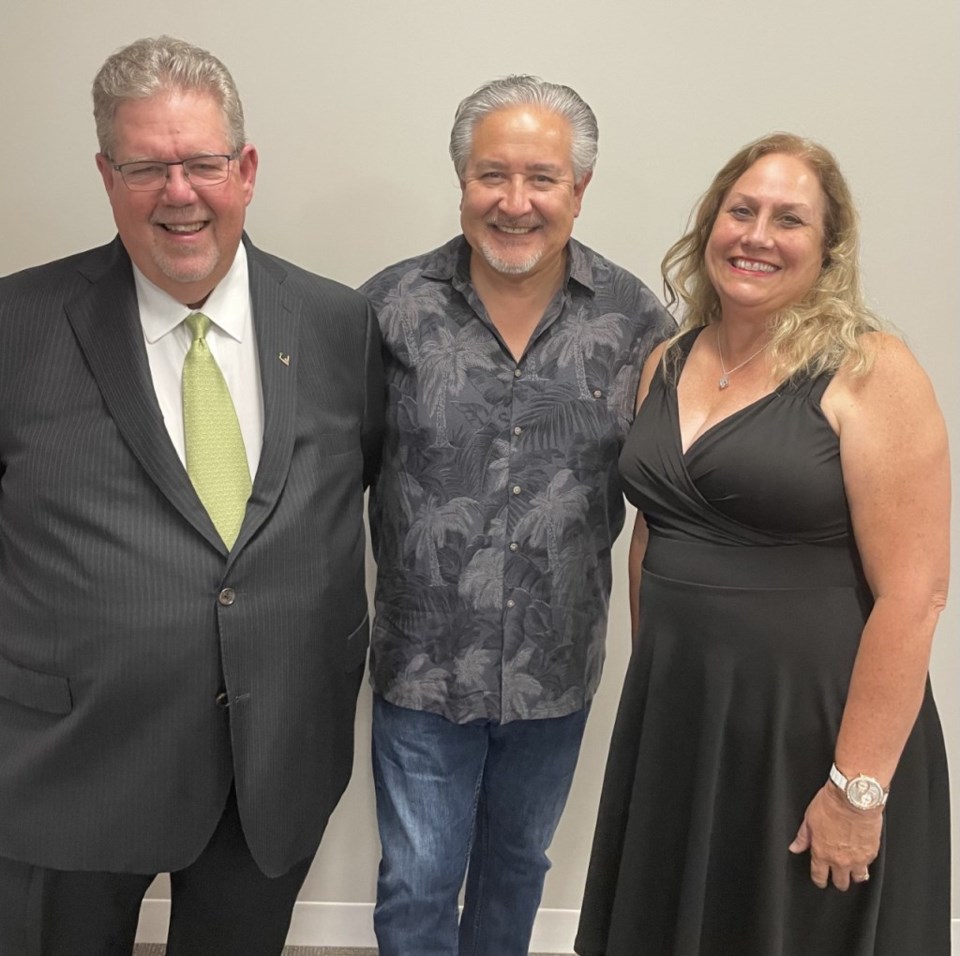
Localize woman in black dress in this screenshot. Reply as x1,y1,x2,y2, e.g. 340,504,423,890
575,133,950,955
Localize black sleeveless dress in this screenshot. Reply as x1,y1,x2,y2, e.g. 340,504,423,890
575,329,950,956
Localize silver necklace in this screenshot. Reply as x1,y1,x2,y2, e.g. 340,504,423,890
716,326,769,389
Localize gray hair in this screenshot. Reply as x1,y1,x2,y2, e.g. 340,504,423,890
449,75,598,183
92,36,245,157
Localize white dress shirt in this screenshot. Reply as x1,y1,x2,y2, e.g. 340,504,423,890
134,244,264,481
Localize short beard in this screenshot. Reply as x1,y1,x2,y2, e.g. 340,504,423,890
477,240,543,276
152,247,220,285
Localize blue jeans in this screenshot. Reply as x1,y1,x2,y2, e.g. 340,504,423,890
372,694,589,956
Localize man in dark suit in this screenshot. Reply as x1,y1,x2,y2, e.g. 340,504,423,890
0,36,383,955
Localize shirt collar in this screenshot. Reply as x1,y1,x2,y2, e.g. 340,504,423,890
135,243,250,344
565,238,596,294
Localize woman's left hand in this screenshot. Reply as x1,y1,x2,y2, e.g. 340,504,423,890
788,783,882,891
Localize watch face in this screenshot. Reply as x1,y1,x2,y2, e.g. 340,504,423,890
847,776,884,810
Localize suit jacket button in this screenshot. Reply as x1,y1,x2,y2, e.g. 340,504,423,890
215,691,230,708
218,587,236,606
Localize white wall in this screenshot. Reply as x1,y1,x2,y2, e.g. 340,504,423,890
1,0,956,944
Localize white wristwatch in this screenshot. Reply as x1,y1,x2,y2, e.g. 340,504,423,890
829,762,888,810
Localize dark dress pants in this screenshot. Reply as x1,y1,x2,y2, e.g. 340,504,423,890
0,788,312,956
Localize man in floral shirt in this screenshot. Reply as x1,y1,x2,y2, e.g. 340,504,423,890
361,75,674,956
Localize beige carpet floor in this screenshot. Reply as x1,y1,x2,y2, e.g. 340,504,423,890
134,949,376,955
134,949,377,955
135,949,371,955
133,948,567,955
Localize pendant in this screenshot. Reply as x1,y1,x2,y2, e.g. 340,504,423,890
718,376,730,389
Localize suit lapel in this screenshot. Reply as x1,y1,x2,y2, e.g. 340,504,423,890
231,239,300,556
64,240,226,553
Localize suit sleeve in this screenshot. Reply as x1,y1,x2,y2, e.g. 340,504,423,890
361,301,385,490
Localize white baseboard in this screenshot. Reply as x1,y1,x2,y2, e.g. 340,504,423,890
137,902,959,954
136,899,578,952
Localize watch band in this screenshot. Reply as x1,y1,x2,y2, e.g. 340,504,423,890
829,762,889,809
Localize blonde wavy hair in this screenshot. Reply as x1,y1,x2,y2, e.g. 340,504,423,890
662,132,884,380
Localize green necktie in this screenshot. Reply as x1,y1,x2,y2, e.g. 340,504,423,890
182,312,252,548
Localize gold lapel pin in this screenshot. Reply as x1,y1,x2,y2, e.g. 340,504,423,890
278,353,291,366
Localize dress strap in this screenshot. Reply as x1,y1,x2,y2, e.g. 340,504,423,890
659,327,705,387
808,369,836,405
785,367,836,406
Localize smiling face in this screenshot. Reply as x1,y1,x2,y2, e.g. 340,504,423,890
95,89,257,306
705,152,826,322
459,105,590,286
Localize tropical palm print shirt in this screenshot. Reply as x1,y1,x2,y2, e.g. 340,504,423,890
361,236,674,723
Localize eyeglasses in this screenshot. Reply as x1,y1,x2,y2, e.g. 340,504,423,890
109,153,239,191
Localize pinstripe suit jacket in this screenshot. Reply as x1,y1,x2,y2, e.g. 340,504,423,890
0,235,383,877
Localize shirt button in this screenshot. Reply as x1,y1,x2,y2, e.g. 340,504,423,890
513,425,523,436
506,599,516,608
512,485,522,496
509,541,519,552
593,389,603,399
514,368,522,378
218,588,236,606
215,691,230,708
